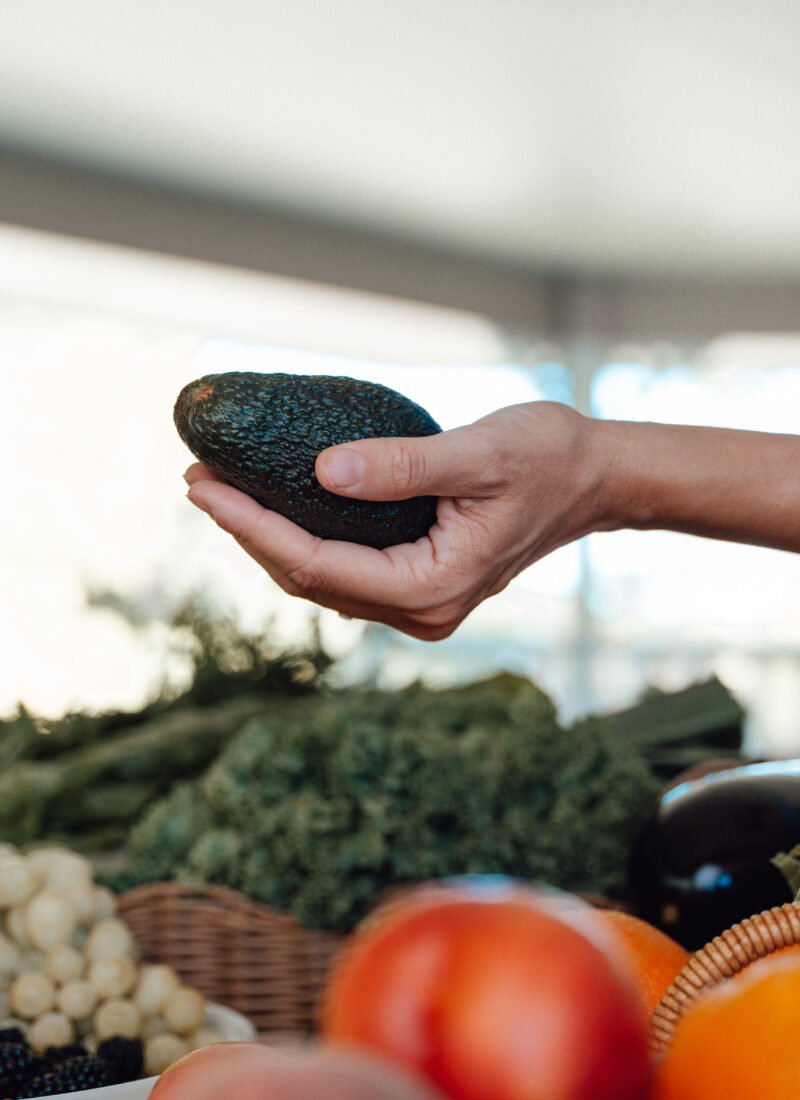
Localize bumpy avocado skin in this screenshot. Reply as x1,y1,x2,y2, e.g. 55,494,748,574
174,371,442,549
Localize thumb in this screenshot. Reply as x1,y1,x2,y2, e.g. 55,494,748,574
315,426,496,501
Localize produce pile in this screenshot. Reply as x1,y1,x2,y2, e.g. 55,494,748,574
139,877,687,1100
0,596,784,1099
143,875,800,1100
110,678,661,931
0,602,746,936
0,844,223,1096
0,604,327,854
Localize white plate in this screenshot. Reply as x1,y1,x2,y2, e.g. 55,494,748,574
28,1003,257,1100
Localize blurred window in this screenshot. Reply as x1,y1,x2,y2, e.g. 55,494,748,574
0,225,572,718
4,224,800,756
359,339,800,758
581,343,800,754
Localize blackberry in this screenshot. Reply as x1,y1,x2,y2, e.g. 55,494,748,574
0,1029,27,1048
96,1036,144,1082
16,1054,116,1097
43,1043,88,1066
0,1042,41,1092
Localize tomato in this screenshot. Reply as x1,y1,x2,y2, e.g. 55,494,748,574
149,1040,445,1100
321,879,651,1100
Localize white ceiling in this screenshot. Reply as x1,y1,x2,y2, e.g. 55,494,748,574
1,0,799,279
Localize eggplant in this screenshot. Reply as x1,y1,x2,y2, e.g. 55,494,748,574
628,761,800,950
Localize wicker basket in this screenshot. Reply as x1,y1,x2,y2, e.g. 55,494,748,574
650,900,800,1054
116,882,632,1044
118,882,343,1040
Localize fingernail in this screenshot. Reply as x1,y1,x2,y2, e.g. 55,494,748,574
187,490,213,517
321,448,364,490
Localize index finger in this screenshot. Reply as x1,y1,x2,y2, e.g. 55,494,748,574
186,479,432,608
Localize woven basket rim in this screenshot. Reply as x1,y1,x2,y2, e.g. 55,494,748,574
117,881,344,1039
119,880,301,920
650,899,800,1054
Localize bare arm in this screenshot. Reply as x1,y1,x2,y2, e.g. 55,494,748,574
594,418,800,552
185,402,800,639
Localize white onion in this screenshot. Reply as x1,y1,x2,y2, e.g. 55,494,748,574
29,1011,74,1052
189,1025,223,1051
26,890,77,951
10,972,55,1019
162,986,206,1036
57,979,99,1021
85,918,136,962
87,954,137,999
0,932,23,976
0,856,40,909
144,1033,190,1076
133,964,181,1016
45,944,85,984
93,997,142,1040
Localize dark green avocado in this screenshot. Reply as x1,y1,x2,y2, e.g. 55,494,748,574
174,371,442,549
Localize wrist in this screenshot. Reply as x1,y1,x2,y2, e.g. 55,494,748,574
581,417,695,535
585,418,699,534
577,417,639,535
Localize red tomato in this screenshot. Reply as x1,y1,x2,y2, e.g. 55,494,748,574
149,1041,445,1100
321,880,651,1100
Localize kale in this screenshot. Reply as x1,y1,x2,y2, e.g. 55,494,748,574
0,596,330,852
113,680,660,932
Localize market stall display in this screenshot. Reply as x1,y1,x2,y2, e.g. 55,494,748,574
2,640,789,1100
0,846,255,1098
110,680,661,931
117,883,339,1039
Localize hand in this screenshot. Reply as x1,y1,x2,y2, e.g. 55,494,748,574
186,396,800,639
184,401,605,640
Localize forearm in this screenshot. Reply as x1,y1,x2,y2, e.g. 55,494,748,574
591,419,800,553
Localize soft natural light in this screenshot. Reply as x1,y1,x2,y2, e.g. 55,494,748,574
6,223,800,756
590,357,800,644
0,223,509,365
0,225,576,720
589,351,800,754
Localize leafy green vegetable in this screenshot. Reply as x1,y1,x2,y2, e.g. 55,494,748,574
111,681,660,932
772,844,800,900
0,601,326,758
0,599,328,851
0,695,279,847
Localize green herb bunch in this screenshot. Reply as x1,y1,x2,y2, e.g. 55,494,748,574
114,680,660,932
